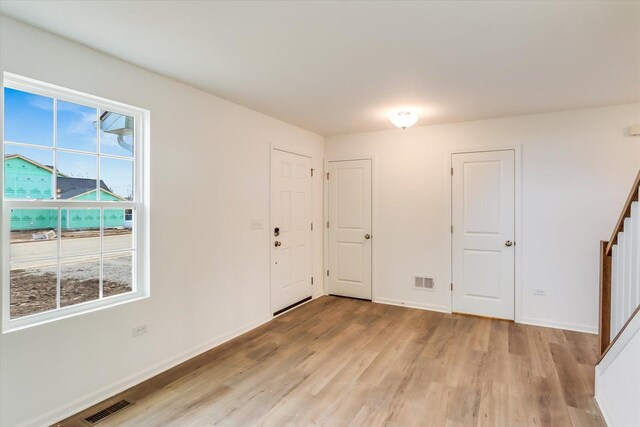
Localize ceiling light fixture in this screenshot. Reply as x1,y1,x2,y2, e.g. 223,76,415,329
390,110,419,129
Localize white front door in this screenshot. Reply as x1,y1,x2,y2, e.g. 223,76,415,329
328,159,372,300
270,149,313,314
452,150,515,320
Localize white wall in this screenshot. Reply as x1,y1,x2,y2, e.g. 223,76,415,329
0,16,324,427
1,13,639,427
596,310,640,426
325,104,640,332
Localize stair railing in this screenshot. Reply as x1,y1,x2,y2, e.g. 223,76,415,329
598,170,640,359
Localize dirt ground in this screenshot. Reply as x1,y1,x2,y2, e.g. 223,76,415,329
10,256,133,319
11,228,131,243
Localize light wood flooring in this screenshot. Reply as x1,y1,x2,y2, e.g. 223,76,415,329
57,296,605,426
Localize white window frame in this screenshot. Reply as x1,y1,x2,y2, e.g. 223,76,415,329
1,73,150,332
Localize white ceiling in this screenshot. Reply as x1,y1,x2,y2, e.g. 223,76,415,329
1,1,639,136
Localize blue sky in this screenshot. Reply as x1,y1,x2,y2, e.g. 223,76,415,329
100,157,133,199
4,87,53,146
57,100,97,152
4,88,134,200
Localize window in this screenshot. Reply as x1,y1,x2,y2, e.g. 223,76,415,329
2,73,149,331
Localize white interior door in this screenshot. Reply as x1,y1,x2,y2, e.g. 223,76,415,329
271,149,313,314
452,150,515,320
328,159,372,300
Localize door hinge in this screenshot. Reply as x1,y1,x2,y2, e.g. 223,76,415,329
311,277,314,285
451,167,454,176
311,168,314,177
327,269,329,276
326,221,329,228
451,225,453,233
311,223,313,231
326,172,329,180
450,283,453,291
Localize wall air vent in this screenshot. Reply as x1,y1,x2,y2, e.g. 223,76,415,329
84,400,133,424
414,276,435,290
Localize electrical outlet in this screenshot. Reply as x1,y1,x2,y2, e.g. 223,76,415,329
250,218,263,230
132,325,148,337
532,289,546,296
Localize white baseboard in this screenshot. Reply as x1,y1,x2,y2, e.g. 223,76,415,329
373,300,598,335
519,316,597,334
374,297,451,314
23,315,273,427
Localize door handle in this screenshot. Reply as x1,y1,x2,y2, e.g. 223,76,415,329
505,240,513,247
274,241,282,247
364,234,371,240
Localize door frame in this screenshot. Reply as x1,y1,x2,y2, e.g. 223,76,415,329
323,156,376,301
269,144,314,316
446,146,522,323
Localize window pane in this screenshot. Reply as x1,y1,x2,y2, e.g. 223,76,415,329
57,100,97,152
10,208,58,262
56,151,98,200
4,144,54,200
10,260,58,319
61,208,101,257
60,256,100,307
103,252,133,298
104,209,133,251
100,111,134,158
100,157,133,201
4,87,53,147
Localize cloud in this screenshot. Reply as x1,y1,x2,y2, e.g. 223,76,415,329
64,110,96,136
28,96,53,111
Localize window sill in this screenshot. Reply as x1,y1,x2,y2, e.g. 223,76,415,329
2,291,149,334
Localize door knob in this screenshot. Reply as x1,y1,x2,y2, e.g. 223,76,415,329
274,241,282,247
364,234,371,240
505,240,513,247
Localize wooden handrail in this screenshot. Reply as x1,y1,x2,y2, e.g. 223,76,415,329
598,169,640,358
598,240,611,355
605,170,640,256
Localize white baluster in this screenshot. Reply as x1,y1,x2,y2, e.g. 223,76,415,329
623,217,633,321
618,231,626,334
631,202,640,312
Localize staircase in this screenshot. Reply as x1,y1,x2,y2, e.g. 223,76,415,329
595,170,640,426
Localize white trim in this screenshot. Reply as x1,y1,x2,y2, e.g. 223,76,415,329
446,145,523,322
4,72,147,118
19,315,272,427
1,73,151,332
596,307,640,370
324,156,376,301
3,293,149,334
271,145,313,159
594,309,640,426
374,297,451,314
519,316,598,334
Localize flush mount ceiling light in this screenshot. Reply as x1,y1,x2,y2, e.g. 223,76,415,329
390,110,419,129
